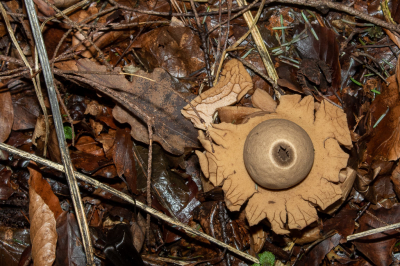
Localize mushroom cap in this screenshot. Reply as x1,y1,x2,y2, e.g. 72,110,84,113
243,119,314,189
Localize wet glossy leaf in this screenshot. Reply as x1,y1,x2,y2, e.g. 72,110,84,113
297,233,341,266
293,24,341,95
113,128,137,193
55,212,86,266
104,224,144,266
0,227,30,266
354,205,400,266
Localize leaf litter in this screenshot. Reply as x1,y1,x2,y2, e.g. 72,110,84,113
2,0,400,265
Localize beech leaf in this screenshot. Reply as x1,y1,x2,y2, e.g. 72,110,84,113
29,166,60,266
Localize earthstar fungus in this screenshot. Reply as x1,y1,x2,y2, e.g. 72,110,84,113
243,119,314,190
192,94,352,234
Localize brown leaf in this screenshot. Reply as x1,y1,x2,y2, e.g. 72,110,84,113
75,135,105,157
28,166,60,266
113,127,137,193
294,24,341,95
298,233,341,266
354,205,400,266
0,92,13,143
0,227,31,266
70,151,117,178
55,211,86,266
0,167,15,200
322,204,358,242
73,58,199,155
365,74,400,162
131,213,145,253
132,26,205,77
85,100,117,129
12,92,41,131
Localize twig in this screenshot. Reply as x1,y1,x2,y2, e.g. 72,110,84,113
23,0,94,264
0,142,260,264
146,123,153,247
40,0,112,70
236,0,279,98
190,0,213,87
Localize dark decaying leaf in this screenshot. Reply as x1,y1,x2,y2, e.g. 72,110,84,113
134,143,200,223
390,163,400,198
293,23,341,95
297,233,341,266
131,26,205,77
113,127,138,193
55,211,86,266
322,204,358,242
354,205,400,266
11,92,41,131
0,91,13,143
193,201,250,265
70,150,117,178
365,74,400,162
0,227,30,266
104,224,144,266
364,175,396,205
74,59,199,155
0,167,15,200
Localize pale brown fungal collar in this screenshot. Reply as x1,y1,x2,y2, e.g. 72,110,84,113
195,95,352,234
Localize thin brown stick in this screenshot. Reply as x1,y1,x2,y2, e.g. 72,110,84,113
146,123,153,247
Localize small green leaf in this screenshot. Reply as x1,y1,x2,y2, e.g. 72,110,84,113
64,125,73,140
371,89,381,94
350,77,363,86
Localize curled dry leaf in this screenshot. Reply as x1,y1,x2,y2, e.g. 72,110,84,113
29,166,62,266
195,95,352,234
182,59,253,129
0,91,13,143
64,59,198,155
365,62,400,162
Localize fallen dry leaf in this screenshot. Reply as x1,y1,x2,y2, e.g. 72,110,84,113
298,233,341,266
132,26,205,77
66,58,199,155
75,135,105,157
113,127,137,193
11,92,41,131
182,59,253,129
55,211,86,266
354,204,400,266
365,72,400,162
0,92,13,143
29,166,62,266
